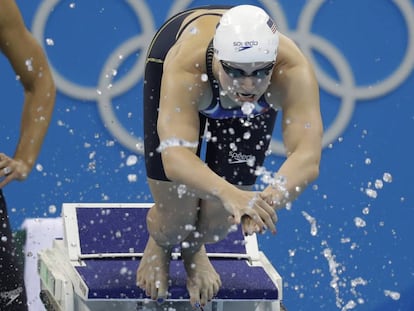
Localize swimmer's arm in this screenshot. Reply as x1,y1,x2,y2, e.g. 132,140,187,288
263,59,323,209
0,0,56,171
157,48,237,199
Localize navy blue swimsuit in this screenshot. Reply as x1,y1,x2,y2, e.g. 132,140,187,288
143,6,278,185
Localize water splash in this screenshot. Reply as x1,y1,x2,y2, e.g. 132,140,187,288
127,174,137,182
322,241,347,309
25,58,33,71
382,172,392,183
157,138,198,152
384,289,400,300
45,38,54,46
48,205,57,214
353,217,366,228
364,188,377,199
241,102,255,116
200,73,208,82
177,184,187,198
126,155,138,166
189,27,199,35
341,300,357,311
36,164,44,172
301,211,318,236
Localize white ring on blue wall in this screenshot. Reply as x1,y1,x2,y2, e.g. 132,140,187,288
31,0,414,156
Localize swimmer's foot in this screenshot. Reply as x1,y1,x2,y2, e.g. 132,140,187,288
182,244,222,308
136,236,171,302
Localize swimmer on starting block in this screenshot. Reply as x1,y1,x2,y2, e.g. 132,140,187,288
138,4,323,309
0,1,56,310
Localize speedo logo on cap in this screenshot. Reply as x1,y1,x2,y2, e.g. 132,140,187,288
233,40,259,52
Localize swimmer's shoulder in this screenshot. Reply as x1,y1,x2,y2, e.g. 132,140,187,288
166,9,225,73
176,8,226,43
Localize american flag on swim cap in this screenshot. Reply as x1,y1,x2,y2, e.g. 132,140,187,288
267,18,277,33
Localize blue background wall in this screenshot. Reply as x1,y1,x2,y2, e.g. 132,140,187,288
1,0,413,310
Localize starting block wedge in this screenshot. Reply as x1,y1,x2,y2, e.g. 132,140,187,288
38,203,284,311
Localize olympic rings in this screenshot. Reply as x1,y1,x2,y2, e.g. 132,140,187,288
30,0,414,156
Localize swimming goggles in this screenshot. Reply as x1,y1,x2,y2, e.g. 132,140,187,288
220,61,275,79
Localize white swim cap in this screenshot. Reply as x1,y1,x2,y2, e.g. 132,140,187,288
213,5,279,63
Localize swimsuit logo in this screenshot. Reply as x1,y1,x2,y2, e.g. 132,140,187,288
228,150,256,165
233,40,258,52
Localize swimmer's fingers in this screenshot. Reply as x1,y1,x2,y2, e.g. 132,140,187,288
256,200,277,234
247,195,276,234
243,209,266,233
259,193,278,223
241,215,258,236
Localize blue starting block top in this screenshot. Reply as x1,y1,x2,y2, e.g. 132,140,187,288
59,203,280,303
75,258,278,300
72,206,247,257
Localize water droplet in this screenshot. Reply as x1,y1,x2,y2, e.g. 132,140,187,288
383,172,392,183
302,211,317,236
241,102,255,116
185,224,195,231
365,188,377,199
48,205,57,214
374,179,383,189
181,241,190,248
25,59,33,71
127,174,137,182
243,131,251,140
45,38,54,46
126,155,138,166
177,184,187,198
189,27,198,34
229,142,237,151
354,217,366,228
384,289,400,300
342,300,357,310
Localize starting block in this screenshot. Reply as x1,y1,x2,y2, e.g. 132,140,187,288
38,203,284,311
